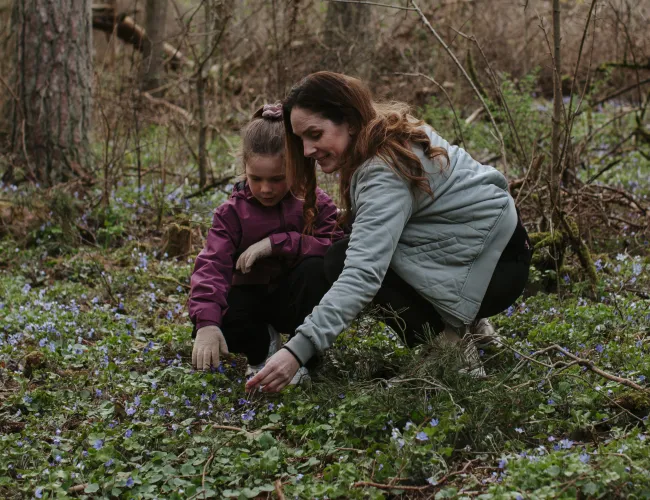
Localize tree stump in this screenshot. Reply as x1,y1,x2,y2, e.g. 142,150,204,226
162,223,192,258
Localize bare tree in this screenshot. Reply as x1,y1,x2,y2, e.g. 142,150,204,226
323,1,374,78
9,0,93,185
195,0,229,188
550,0,563,214
140,0,170,93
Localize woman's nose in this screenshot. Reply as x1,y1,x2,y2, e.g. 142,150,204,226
303,141,316,158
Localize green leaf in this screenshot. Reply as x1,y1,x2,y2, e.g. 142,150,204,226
268,413,281,423
547,465,561,477
257,432,276,450
582,482,599,495
180,463,195,475
85,483,100,493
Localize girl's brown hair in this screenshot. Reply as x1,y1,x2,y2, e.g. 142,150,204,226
283,72,448,232
240,103,285,170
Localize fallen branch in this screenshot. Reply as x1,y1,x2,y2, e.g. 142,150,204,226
352,481,428,492
68,483,87,493
588,77,650,111
92,5,193,70
184,174,234,200
354,459,477,491
202,453,214,498
274,479,286,500
550,345,647,392
211,424,263,438
137,91,194,123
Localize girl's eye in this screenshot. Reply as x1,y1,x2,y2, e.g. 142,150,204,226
309,132,321,140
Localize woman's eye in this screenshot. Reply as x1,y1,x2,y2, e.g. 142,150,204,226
310,132,321,140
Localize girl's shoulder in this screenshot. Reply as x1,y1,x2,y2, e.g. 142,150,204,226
314,186,338,207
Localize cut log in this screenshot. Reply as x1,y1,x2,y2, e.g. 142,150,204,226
92,4,193,71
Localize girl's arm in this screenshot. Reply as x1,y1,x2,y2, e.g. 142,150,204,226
284,162,414,364
268,189,344,261
189,203,241,329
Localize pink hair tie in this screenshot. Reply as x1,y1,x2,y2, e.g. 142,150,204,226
262,103,283,119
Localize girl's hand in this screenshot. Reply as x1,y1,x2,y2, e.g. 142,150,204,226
236,238,272,274
192,325,229,370
245,349,299,393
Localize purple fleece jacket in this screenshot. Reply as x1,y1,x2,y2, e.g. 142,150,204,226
189,182,343,329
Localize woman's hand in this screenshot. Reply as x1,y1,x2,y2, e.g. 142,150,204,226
245,349,299,393
236,238,272,274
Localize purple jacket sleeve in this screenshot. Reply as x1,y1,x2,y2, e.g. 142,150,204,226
269,190,344,261
189,203,241,329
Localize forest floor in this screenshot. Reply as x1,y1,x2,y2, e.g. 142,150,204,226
1,99,650,499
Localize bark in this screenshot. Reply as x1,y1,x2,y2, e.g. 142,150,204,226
197,0,212,189
11,0,93,185
140,0,169,93
551,0,562,214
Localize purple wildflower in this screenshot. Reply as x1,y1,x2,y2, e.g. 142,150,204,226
241,409,256,422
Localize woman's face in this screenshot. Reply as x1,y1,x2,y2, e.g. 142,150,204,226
290,107,353,173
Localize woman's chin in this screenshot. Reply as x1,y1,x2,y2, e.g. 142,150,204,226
317,159,340,174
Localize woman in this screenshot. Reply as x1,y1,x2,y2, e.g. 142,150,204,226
246,72,531,393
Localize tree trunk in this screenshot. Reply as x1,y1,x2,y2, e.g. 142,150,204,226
550,0,562,214
197,0,212,189
11,0,93,186
140,0,169,93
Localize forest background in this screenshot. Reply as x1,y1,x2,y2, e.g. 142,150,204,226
0,0,650,498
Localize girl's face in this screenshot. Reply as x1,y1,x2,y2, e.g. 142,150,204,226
290,107,353,174
245,154,290,207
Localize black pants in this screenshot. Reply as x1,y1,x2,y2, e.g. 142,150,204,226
219,257,330,365
323,221,532,347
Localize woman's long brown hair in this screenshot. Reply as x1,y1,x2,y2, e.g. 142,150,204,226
283,72,448,233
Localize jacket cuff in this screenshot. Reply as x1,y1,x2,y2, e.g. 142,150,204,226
269,233,289,255
196,321,219,330
282,346,303,367
284,333,316,365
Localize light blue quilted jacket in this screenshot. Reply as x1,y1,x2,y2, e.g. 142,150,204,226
285,126,517,363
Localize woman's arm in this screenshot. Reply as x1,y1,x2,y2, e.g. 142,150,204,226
268,189,344,262
189,203,242,329
284,162,414,364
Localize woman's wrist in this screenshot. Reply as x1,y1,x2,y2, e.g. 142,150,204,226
281,346,303,367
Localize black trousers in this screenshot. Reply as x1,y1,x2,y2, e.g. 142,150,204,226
323,220,532,347
218,257,330,365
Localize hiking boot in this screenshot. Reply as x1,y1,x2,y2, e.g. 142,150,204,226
441,325,487,379
469,318,499,346
289,366,310,385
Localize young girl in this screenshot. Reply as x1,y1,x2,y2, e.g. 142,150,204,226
246,73,532,392
189,103,344,374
